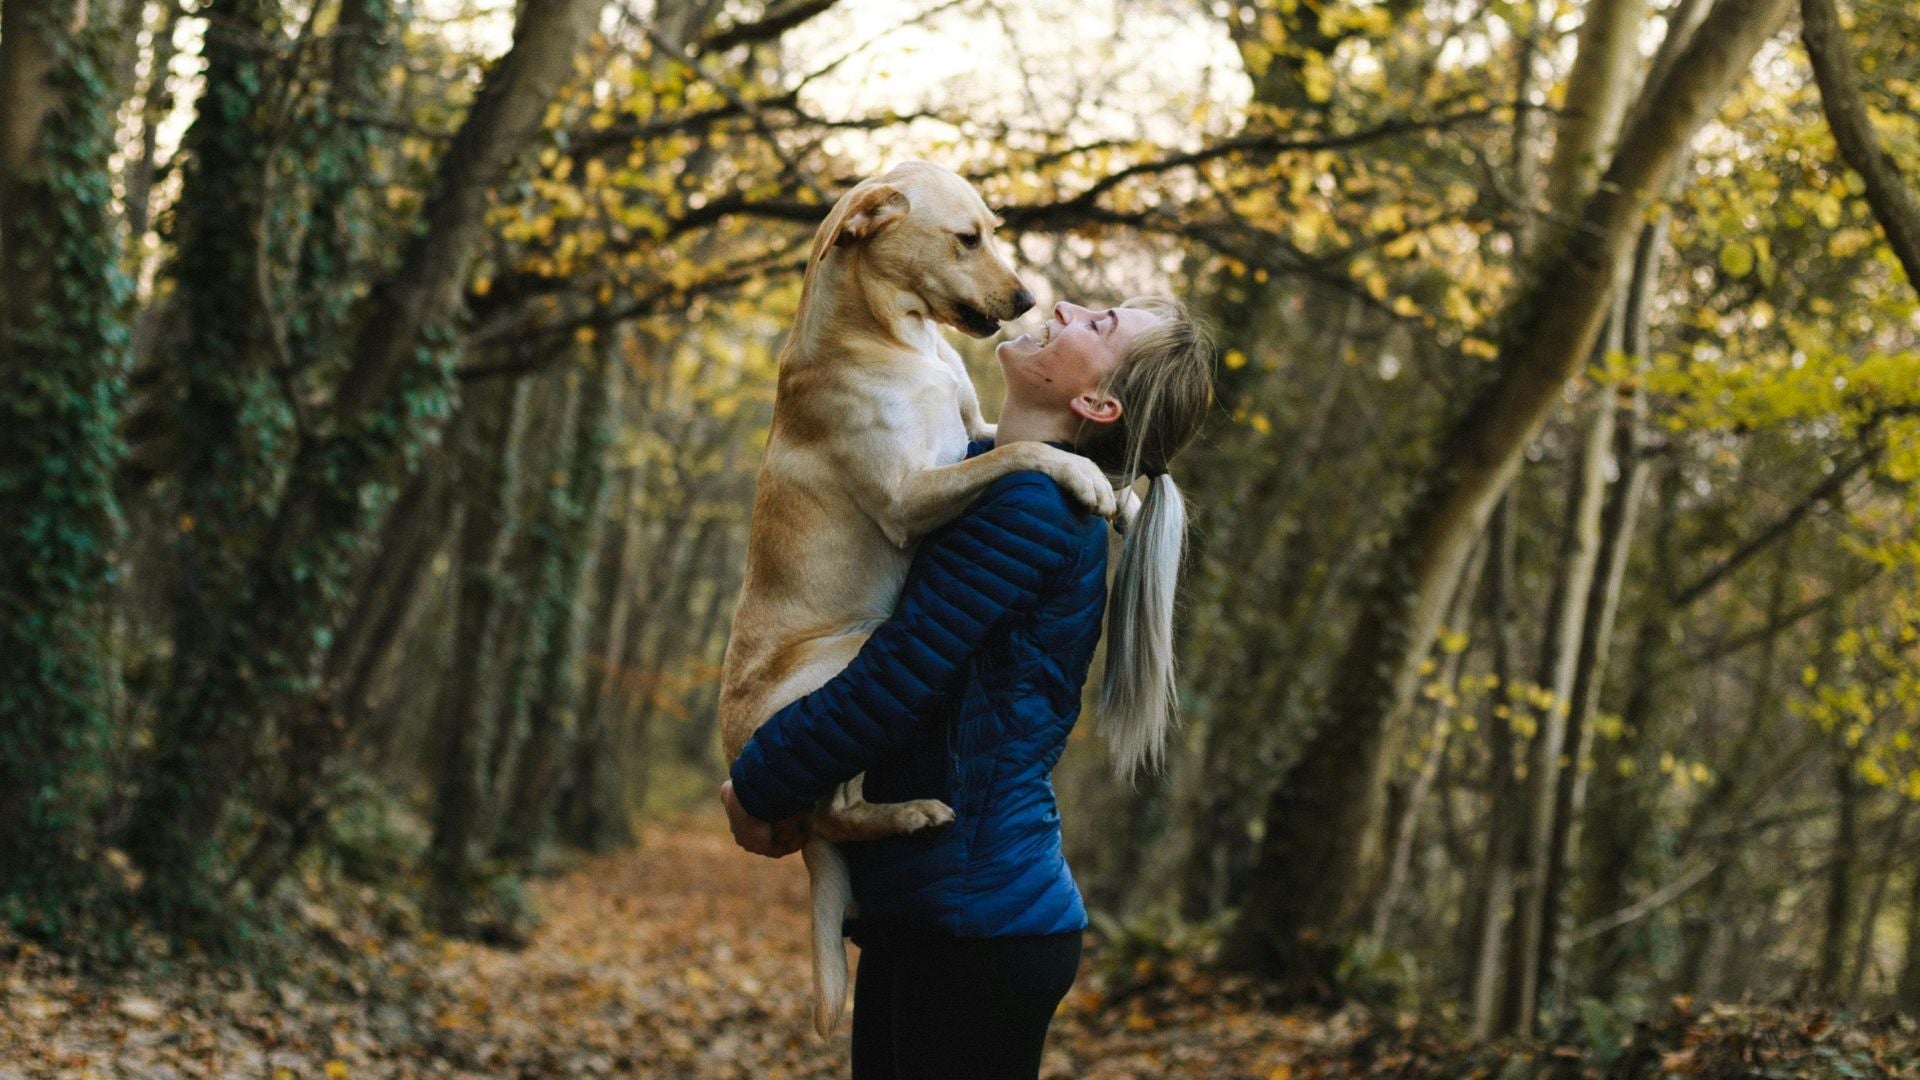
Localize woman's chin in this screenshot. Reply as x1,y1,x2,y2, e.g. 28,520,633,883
998,334,1041,360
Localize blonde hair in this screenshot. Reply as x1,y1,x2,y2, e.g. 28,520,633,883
1074,295,1216,778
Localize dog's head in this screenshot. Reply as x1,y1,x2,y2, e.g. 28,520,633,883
816,161,1034,338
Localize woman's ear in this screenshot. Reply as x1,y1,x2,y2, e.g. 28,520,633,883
1069,392,1122,426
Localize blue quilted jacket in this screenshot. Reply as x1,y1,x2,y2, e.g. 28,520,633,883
728,439,1108,938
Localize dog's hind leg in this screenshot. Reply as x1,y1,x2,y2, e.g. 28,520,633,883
810,774,955,843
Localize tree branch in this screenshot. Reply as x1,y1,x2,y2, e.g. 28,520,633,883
1801,0,1920,292
693,0,841,54
999,106,1507,227
1570,860,1719,944
1667,449,1873,609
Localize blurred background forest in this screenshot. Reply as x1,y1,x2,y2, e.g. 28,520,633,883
4,0,1920,1070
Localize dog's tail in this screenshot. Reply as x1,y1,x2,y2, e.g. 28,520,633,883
802,835,852,1038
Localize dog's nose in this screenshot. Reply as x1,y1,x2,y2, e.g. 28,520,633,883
1009,288,1035,318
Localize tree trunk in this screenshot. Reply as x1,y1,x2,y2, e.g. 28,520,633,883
325,455,456,730
1466,496,1523,1035
493,333,622,865
124,0,291,923
119,0,603,929
1811,592,1855,999
1896,866,1920,1013
671,522,744,765
1370,536,1486,947
1820,747,1859,998
1500,344,1617,1036
478,362,576,835
1581,463,1680,998
1850,804,1911,1000
1221,0,1796,985
119,0,180,242
1460,10,1551,1026
632,514,723,762
0,0,133,915
1533,215,1666,1018
559,466,640,851
427,378,531,930
1168,295,1358,919
1543,0,1653,209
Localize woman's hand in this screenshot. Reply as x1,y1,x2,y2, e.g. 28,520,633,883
720,779,808,858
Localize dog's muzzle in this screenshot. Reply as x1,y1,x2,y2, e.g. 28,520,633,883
953,301,1003,338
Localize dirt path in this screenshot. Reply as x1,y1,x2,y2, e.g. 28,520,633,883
430,821,850,1078
3,819,1315,1078
427,820,1311,1078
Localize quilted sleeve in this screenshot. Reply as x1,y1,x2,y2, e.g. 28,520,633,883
728,474,1082,824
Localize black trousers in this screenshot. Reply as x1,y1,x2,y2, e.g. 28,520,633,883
849,924,1083,1080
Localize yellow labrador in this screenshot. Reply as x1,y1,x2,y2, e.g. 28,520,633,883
718,161,1115,1036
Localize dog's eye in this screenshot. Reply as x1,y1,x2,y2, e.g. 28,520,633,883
957,230,981,249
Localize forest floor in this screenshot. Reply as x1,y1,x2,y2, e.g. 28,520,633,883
5,816,1920,1078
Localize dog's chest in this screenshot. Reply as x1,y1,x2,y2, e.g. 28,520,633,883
864,363,971,465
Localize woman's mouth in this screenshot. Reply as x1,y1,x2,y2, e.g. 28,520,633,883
1005,314,1062,351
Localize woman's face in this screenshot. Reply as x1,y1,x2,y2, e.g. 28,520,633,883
996,301,1161,424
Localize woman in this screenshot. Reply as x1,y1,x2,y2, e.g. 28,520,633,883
722,295,1215,1079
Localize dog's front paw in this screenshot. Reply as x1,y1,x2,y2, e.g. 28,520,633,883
898,799,956,833
1040,450,1117,519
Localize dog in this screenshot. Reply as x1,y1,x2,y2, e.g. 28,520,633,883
718,161,1117,1036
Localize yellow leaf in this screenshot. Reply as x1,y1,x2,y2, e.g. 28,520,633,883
1719,241,1755,278
1225,349,1248,370
1302,51,1334,103
326,1063,350,1080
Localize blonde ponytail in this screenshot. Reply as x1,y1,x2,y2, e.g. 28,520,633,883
1075,296,1216,779
1101,473,1186,777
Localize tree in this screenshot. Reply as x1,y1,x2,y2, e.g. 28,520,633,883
120,0,605,934
1222,0,1799,987
0,0,135,928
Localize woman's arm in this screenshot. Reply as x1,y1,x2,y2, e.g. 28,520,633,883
728,473,1083,824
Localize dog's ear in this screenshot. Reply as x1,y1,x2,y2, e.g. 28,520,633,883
832,184,908,248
